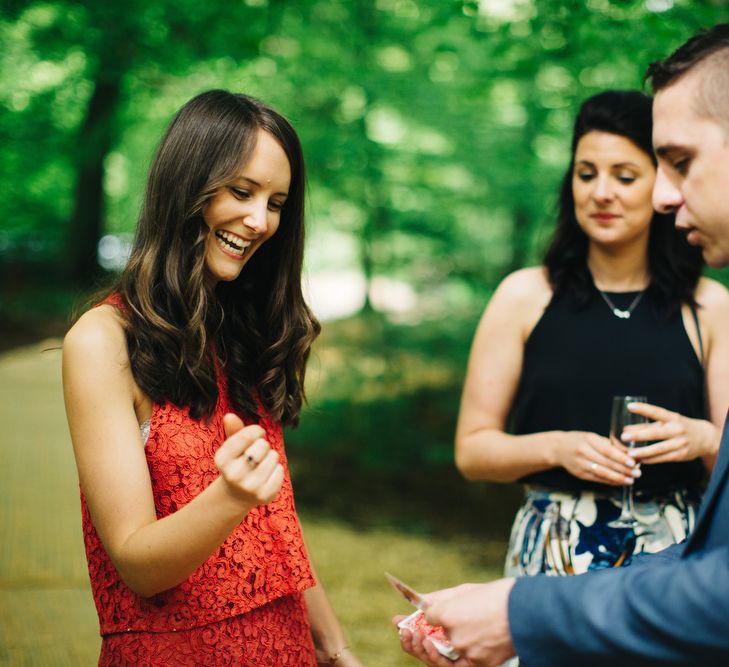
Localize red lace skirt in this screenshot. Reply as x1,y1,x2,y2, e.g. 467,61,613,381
99,593,316,666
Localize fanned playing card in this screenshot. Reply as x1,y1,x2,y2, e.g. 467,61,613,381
386,573,460,661
385,572,426,609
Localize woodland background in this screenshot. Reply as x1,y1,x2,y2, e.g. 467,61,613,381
3,0,729,556
1,1,728,663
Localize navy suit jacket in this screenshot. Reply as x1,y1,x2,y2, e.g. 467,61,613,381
509,419,729,666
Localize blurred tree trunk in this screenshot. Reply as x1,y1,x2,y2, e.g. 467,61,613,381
59,2,278,287
65,72,122,286
353,0,388,314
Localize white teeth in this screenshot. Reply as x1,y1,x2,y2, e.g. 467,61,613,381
215,230,252,256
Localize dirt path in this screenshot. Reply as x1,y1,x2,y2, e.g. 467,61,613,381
0,341,100,665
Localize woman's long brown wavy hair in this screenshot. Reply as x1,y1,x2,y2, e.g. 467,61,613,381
106,90,319,425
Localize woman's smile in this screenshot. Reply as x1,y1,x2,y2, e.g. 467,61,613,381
214,229,253,259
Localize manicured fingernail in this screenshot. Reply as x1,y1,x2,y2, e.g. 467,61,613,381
623,477,634,485
626,457,636,466
631,467,642,478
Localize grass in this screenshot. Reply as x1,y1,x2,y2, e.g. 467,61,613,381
302,516,504,666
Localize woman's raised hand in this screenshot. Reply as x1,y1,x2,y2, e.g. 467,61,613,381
622,401,719,464
554,431,640,486
214,413,284,508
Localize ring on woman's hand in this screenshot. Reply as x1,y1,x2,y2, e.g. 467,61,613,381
590,462,598,472
245,454,259,467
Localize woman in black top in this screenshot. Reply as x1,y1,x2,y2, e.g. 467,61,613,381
455,90,729,576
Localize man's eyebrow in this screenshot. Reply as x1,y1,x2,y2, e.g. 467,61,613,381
655,144,687,158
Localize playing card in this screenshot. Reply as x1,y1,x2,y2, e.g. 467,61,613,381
385,572,427,609
386,573,461,661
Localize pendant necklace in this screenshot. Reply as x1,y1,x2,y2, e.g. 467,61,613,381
597,289,645,320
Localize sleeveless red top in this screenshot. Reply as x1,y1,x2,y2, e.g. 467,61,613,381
80,297,314,635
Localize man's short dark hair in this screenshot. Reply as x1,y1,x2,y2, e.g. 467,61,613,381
646,23,729,90
645,23,729,129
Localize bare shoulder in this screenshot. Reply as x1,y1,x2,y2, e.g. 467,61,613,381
486,267,552,321
62,304,141,428
64,305,129,368
477,267,552,341
492,266,552,305
695,277,729,311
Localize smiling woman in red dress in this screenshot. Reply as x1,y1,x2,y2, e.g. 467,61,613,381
63,90,361,667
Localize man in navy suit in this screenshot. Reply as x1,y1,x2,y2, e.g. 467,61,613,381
398,23,729,667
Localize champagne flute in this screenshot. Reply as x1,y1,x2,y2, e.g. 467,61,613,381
607,395,647,529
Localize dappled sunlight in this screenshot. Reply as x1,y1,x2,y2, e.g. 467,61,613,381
304,270,367,321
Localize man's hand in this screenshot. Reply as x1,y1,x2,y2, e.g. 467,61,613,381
394,619,471,667
424,579,516,666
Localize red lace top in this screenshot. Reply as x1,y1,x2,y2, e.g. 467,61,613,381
80,299,314,635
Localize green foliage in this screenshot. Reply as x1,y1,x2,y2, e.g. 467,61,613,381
3,0,727,289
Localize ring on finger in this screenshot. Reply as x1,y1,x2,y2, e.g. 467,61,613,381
590,462,598,472
245,454,260,467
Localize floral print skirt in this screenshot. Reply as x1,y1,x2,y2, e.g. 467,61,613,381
504,485,701,577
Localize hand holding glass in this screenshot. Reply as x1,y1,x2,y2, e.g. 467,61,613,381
608,396,647,529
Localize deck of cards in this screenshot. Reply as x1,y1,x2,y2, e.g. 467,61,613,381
386,572,460,661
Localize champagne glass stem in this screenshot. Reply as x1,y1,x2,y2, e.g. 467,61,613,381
623,482,634,518
608,395,646,529
611,481,635,526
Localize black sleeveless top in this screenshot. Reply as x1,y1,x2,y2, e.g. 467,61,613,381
514,284,706,493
